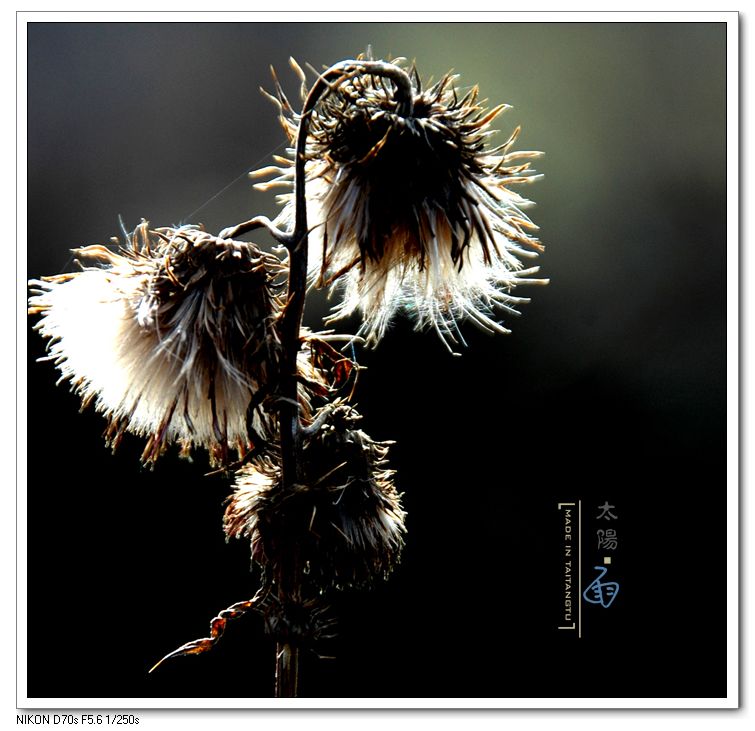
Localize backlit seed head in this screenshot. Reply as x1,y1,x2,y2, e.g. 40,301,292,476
257,55,547,350
29,222,285,466
224,402,406,591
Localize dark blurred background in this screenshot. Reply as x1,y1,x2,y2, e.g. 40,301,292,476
26,22,727,700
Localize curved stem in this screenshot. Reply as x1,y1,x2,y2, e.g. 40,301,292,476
218,216,293,246
271,58,415,699
278,58,416,489
301,59,415,120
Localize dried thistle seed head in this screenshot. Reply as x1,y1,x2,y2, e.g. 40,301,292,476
224,403,406,591
29,222,285,466
258,55,547,350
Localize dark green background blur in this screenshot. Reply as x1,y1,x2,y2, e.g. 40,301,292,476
26,22,727,700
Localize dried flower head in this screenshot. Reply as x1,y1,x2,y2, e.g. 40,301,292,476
29,222,285,466
224,402,405,591
258,56,547,349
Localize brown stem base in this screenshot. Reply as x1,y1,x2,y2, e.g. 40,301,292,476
274,642,300,697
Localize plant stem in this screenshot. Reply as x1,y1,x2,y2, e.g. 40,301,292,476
276,58,415,489
275,642,300,697
271,59,414,699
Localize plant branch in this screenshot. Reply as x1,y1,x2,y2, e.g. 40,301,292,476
218,216,293,246
276,59,415,493
275,643,300,698
259,58,415,698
